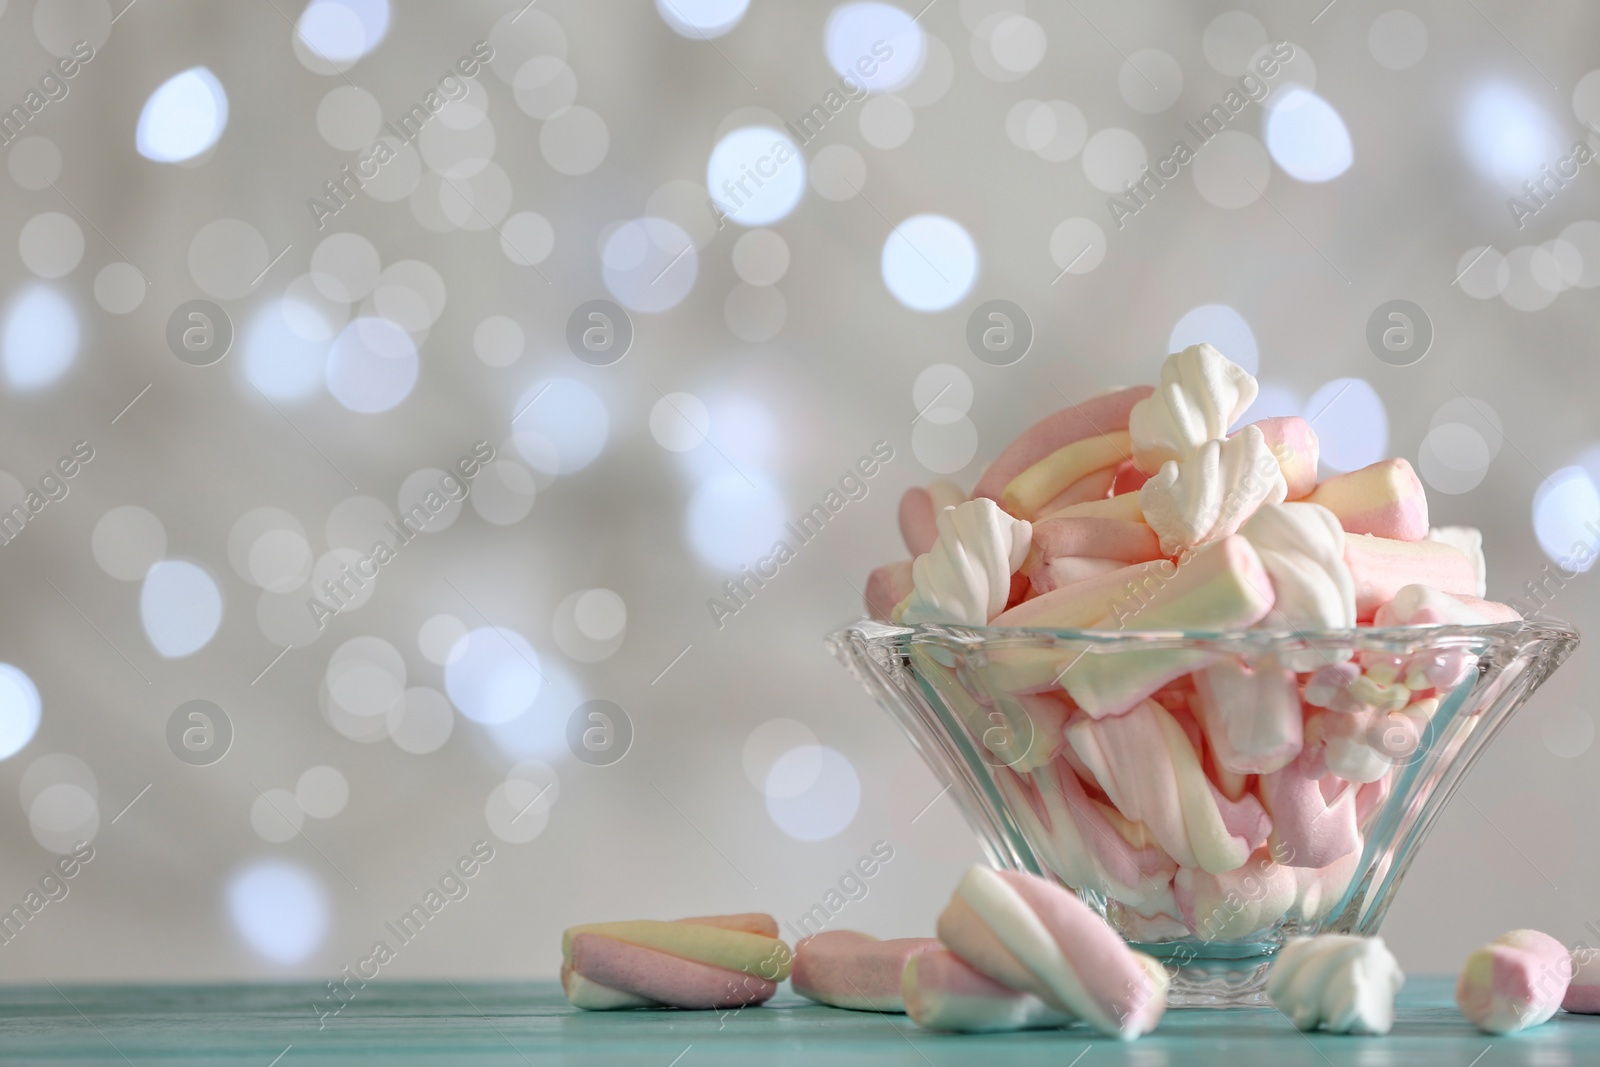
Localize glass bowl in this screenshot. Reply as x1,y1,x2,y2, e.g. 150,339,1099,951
828,617,1578,1006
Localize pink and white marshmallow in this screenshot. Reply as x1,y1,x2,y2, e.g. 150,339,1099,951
1456,928,1573,1034
790,930,940,1012
936,865,1169,1039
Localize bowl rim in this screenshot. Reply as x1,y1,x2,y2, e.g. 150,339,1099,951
833,615,1580,650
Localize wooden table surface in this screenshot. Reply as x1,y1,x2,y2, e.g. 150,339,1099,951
0,977,1591,1065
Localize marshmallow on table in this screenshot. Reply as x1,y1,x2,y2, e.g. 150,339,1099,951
1305,459,1429,542
1066,698,1270,874
904,947,1075,1033
1055,536,1278,717
1129,343,1258,475
790,930,940,1012
1267,934,1405,1035
1343,534,1477,621
863,561,913,622
936,866,1170,1039
898,480,966,556
1456,928,1573,1033
1001,431,1132,519
974,385,1152,502
1191,658,1304,775
1563,946,1600,1014
561,914,792,1010
1250,416,1321,500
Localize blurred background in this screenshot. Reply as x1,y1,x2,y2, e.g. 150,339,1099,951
0,0,1596,985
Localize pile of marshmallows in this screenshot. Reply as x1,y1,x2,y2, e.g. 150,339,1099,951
862,344,1519,943
561,864,1600,1037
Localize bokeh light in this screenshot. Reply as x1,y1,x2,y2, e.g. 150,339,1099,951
656,0,748,38
295,0,389,64
1533,465,1600,570
512,378,609,475
2,286,78,390
1305,378,1388,473
765,745,861,841
0,664,42,761
687,473,787,571
1461,82,1563,192
706,128,806,228
1169,305,1258,374
325,317,418,413
140,561,223,658
881,214,977,312
445,626,544,725
228,861,329,965
825,2,924,93
136,67,229,163
1265,89,1353,181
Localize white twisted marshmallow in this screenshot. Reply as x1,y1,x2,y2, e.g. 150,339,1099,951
900,498,1032,626
1140,426,1288,556
1267,934,1405,1035
1128,344,1259,474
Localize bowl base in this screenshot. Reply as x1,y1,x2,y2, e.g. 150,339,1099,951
1136,947,1275,1008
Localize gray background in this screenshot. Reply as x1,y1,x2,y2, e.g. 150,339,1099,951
0,0,1595,984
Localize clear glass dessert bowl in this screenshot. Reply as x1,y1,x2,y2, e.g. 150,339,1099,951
828,617,1579,1006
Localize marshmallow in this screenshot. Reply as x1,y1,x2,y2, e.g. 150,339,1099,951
900,499,1032,626
1267,934,1405,1035
561,914,792,1010
1260,753,1361,869
1140,427,1288,556
1343,534,1477,621
1429,526,1487,597
790,931,940,1012
1129,344,1259,475
904,947,1075,1033
1290,850,1360,926
936,866,1169,1038
1025,555,1128,595
1056,537,1277,716
993,558,1174,631
1000,759,1178,912
1456,929,1573,1034
1031,516,1165,565
1250,416,1321,500
975,385,1152,502
1563,945,1600,1014
1191,658,1303,775
863,561,913,622
1373,583,1519,627
911,650,1067,771
1037,466,1119,515
898,481,965,556
1176,850,1297,942
1040,490,1146,524
1002,432,1132,519
1066,698,1270,874
1239,502,1357,635
1306,459,1429,541
1112,460,1151,496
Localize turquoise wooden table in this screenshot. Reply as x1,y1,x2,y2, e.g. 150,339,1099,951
0,978,1593,1064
